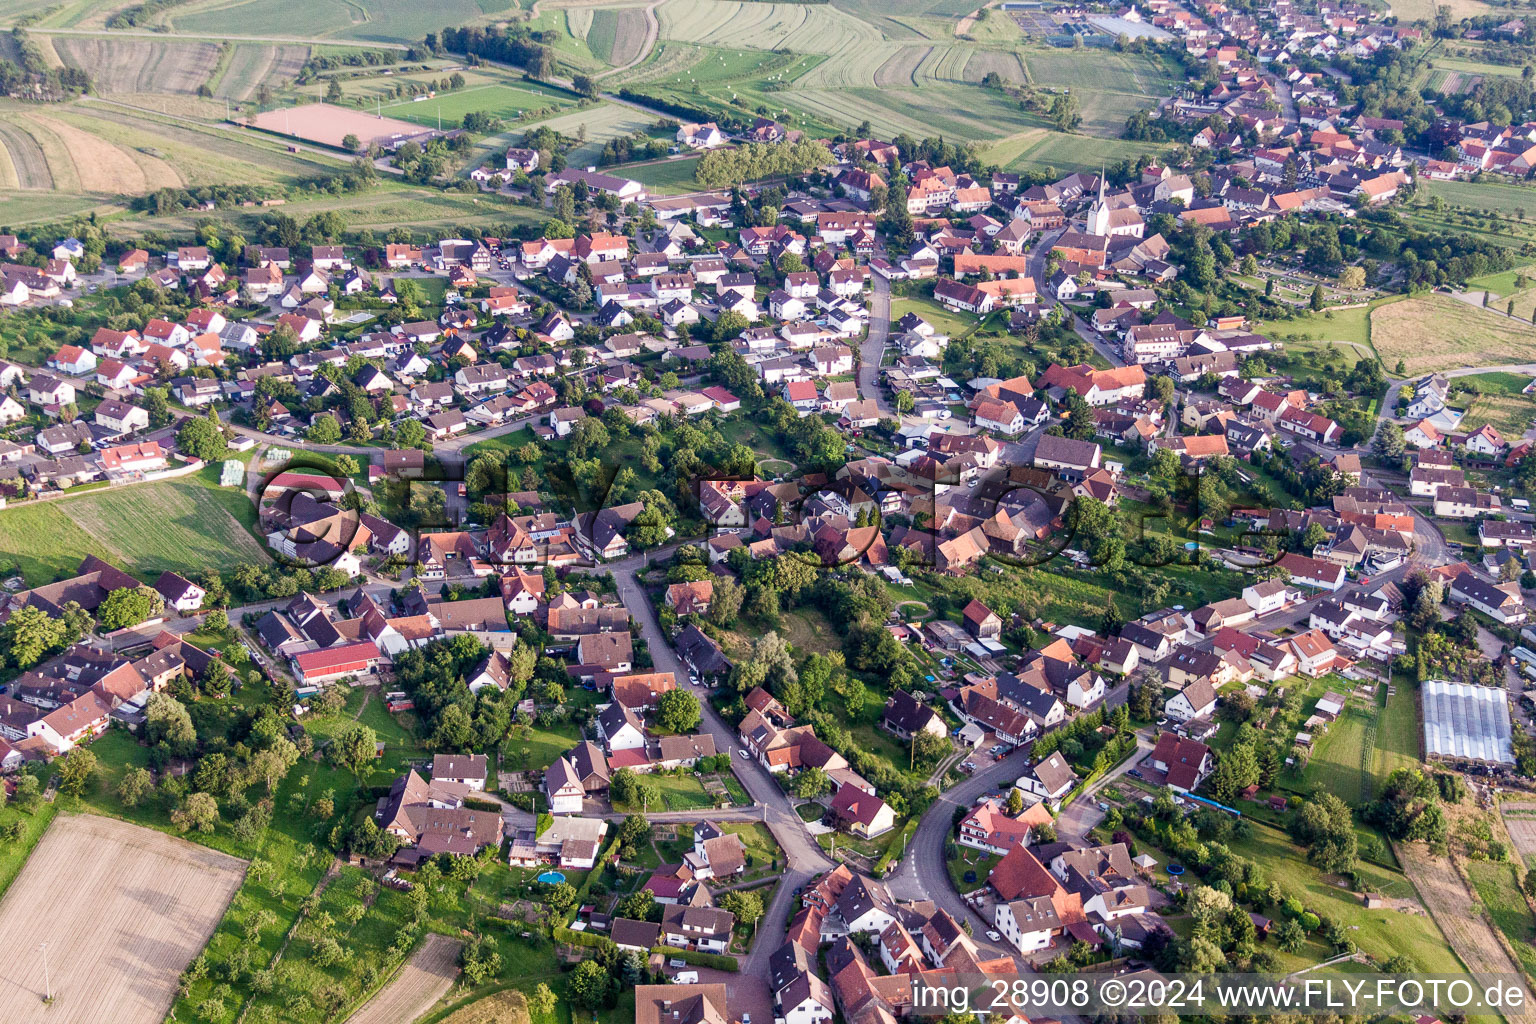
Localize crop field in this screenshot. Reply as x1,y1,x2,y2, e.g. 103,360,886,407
964,48,1025,83
633,4,1170,143
213,43,311,101
1503,801,1536,864
344,933,463,1024
1397,842,1526,981
589,7,650,66
0,813,245,1024
982,126,1169,173
1372,293,1536,375
52,37,221,94
379,82,575,129
0,114,53,189
0,473,271,583
111,178,546,236
21,100,343,191
1423,177,1536,216
1019,47,1177,135
163,0,492,46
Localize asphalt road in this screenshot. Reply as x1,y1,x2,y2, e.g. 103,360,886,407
611,565,832,981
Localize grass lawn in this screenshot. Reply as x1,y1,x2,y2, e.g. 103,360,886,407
613,772,733,812
1460,390,1536,440
946,845,1001,894
0,799,58,902
721,821,786,876
891,295,979,338
1253,301,1380,353
1226,823,1450,969
0,499,119,585
503,718,583,774
1300,694,1384,805
619,155,703,195
1464,859,1536,980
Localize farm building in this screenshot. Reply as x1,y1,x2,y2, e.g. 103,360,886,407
1422,679,1514,767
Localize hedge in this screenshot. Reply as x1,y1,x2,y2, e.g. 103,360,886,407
554,926,611,949
873,820,919,876
649,946,739,971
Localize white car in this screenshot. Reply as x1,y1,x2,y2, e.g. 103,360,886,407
674,971,699,984
986,930,1002,942
737,748,750,759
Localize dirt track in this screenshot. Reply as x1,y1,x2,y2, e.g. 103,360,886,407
1397,842,1534,1022
0,813,244,1024
345,932,462,1024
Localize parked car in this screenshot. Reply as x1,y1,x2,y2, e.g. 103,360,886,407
1127,768,1143,779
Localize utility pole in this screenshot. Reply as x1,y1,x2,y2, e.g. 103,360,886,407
38,942,49,1003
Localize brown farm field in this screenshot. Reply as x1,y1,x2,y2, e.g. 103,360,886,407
1371,293,1536,375
52,37,221,94
1503,802,1536,866
1396,841,1533,1007
344,932,462,1024
0,813,244,1024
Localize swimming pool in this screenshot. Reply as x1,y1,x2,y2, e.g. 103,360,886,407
536,870,567,885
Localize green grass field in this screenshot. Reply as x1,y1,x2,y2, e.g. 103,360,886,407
0,467,268,586
379,82,576,130
164,0,498,46
1464,859,1536,981
1227,823,1452,970
1298,684,1417,806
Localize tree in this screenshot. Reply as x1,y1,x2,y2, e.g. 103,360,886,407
118,766,154,807
567,959,614,1010
654,688,701,732
1005,788,1025,816
1332,265,1366,291
610,766,659,809
912,729,950,768
1288,792,1357,872
793,766,830,799
717,889,764,927
545,880,579,918
341,132,361,151
13,775,40,810
172,791,221,834
98,586,163,631
1309,283,1325,311
1274,918,1306,952
616,888,656,921
327,722,379,786
307,414,342,444
178,417,228,462
146,692,198,755
530,983,558,1018
57,746,98,798
2,604,68,670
